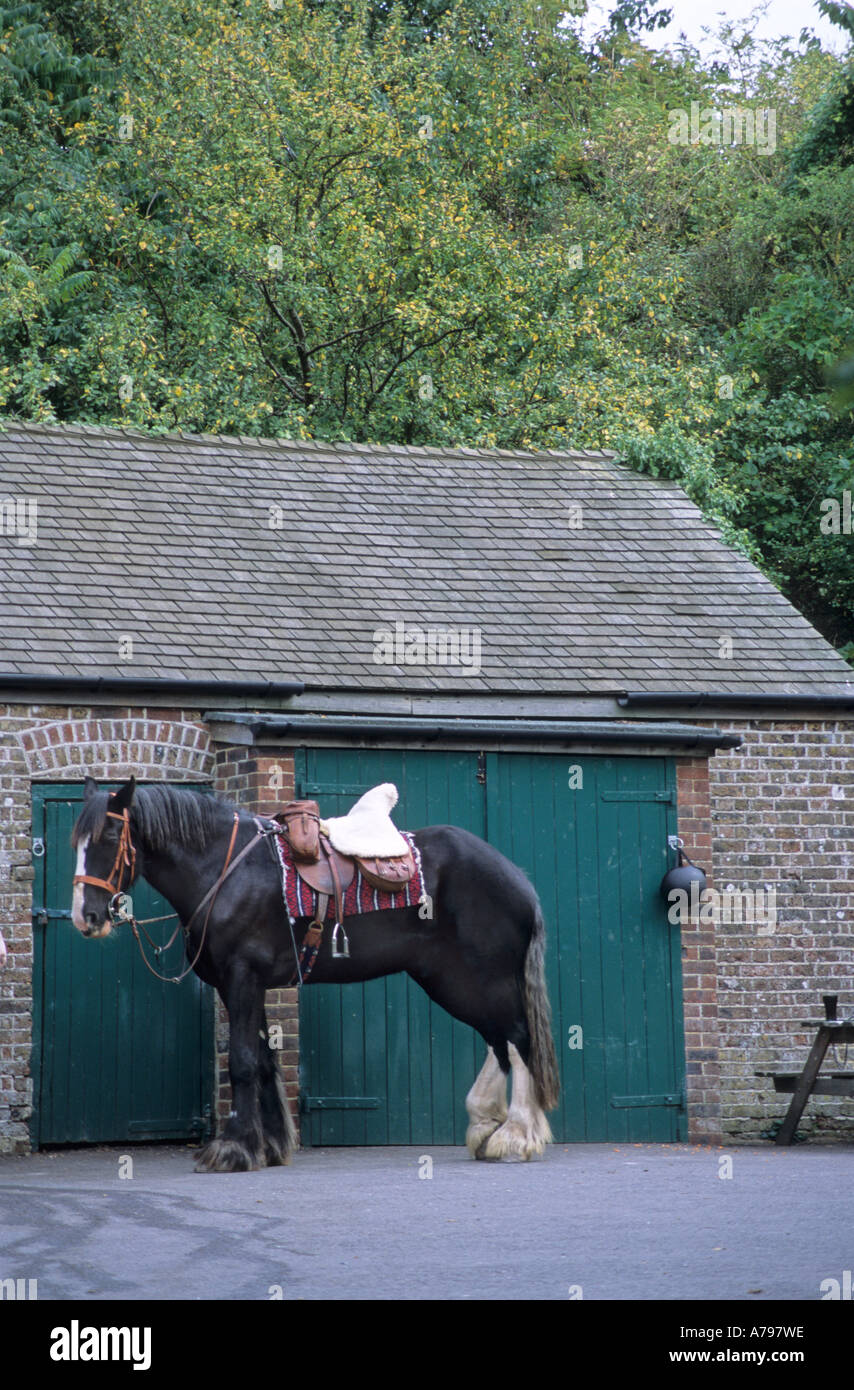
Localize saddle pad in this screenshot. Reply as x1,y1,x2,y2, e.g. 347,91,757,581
274,830,426,923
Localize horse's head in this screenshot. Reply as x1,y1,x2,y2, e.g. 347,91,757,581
71,776,139,938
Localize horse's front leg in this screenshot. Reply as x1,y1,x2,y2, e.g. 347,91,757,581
257,1006,298,1166
195,968,266,1173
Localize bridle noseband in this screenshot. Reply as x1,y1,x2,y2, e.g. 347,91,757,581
73,806,137,919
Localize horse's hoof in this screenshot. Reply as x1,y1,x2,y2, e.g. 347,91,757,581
263,1138,289,1168
465,1120,503,1159
194,1138,263,1173
481,1115,551,1162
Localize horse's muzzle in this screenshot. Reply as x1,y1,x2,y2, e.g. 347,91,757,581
80,914,112,939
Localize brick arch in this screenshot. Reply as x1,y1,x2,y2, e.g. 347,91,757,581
18,715,215,782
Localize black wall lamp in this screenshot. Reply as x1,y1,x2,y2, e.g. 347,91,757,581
660,835,708,902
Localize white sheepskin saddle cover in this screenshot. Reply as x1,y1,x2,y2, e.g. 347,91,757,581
323,783,409,858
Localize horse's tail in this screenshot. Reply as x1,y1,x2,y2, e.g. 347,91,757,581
524,899,561,1112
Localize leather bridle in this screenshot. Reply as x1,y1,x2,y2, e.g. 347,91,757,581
73,806,136,911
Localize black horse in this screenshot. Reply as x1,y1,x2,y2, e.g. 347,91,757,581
70,777,560,1172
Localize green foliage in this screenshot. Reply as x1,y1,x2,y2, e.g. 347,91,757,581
606,1,674,36
787,2,854,181
0,1,107,127
786,59,854,180
827,346,854,406
817,1,854,38
736,271,854,390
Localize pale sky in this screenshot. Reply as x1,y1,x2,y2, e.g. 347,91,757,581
575,0,851,55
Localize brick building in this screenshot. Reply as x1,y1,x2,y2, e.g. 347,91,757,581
1,421,852,1154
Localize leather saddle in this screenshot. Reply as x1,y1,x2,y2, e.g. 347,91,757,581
275,798,415,925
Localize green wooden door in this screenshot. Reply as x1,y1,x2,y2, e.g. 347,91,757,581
486,752,684,1142
297,748,685,1145
31,783,216,1147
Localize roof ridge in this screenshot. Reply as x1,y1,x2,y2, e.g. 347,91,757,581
0,416,617,465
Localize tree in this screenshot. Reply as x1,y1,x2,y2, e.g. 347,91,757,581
0,0,851,655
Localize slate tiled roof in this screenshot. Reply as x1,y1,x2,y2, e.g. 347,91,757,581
0,420,850,695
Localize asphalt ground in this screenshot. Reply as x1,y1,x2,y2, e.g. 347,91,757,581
0,1139,851,1304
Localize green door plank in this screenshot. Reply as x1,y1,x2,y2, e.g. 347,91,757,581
616,762,651,1140
636,763,681,1140
595,757,629,1141
571,756,609,1140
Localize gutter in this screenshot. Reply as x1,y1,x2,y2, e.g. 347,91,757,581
205,711,742,751
618,691,854,712
0,674,306,698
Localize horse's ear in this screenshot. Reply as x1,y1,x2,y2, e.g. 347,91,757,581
111,776,137,811
84,776,98,801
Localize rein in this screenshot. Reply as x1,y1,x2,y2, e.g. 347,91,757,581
75,806,275,985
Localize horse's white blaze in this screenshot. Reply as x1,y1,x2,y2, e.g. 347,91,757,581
71,835,90,931
465,1047,508,1157
481,1043,552,1161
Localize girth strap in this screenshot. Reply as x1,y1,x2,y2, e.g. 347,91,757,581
320,835,345,931
287,835,348,986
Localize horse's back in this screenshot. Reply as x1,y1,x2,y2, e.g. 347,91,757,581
413,822,540,920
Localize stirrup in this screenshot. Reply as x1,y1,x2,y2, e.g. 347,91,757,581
331,920,350,959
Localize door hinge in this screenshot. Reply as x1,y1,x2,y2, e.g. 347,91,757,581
476,752,486,785
300,1096,381,1112
601,789,676,804
298,783,374,799
610,1091,685,1109
32,908,72,925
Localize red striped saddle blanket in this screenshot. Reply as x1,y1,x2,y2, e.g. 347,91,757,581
273,830,426,923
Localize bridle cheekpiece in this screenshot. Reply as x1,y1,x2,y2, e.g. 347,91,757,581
72,801,137,921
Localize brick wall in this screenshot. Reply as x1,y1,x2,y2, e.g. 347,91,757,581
214,746,294,816
211,748,298,1135
709,720,854,1141
0,703,215,1154
676,757,720,1142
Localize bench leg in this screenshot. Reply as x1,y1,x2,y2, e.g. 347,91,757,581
774,1028,831,1145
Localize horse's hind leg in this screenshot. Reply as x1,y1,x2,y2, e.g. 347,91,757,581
481,1042,552,1161
256,1008,297,1167
408,970,550,1162
465,1047,508,1158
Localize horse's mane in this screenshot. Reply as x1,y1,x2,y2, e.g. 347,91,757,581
71,784,235,851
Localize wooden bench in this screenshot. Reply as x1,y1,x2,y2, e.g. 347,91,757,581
757,997,854,1144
